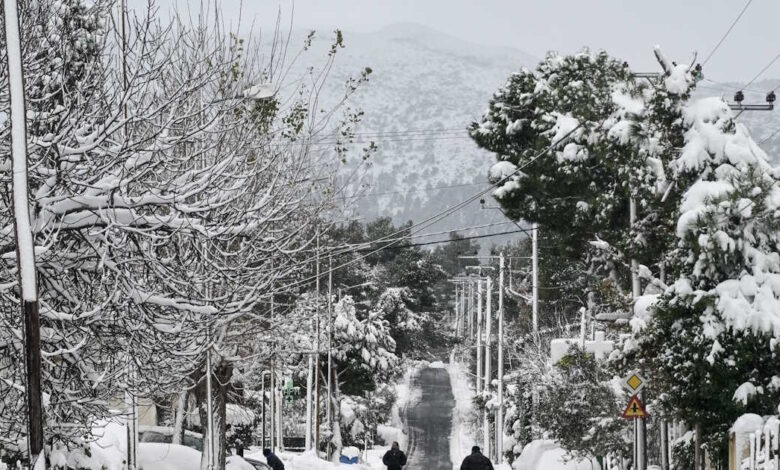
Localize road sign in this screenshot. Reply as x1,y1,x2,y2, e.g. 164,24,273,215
622,395,648,419
622,372,646,394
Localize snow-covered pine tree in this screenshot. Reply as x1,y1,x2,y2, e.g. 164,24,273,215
631,59,780,466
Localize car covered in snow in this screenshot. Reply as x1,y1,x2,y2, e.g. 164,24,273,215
138,425,204,451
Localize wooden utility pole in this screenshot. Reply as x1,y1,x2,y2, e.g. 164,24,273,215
3,0,45,467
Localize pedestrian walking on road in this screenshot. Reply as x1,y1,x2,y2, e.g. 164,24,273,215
263,448,285,470
460,446,494,470
382,441,408,470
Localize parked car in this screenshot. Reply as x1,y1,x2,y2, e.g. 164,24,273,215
138,425,204,451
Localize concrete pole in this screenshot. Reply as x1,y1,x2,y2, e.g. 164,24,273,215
327,255,333,458
270,268,277,451
457,283,463,336
496,253,505,461
206,332,215,470
485,278,493,400
468,281,474,340
459,283,465,337
314,232,321,454
277,383,284,451
483,277,492,457
269,362,275,450
660,421,669,470
630,196,646,470
532,223,539,336
306,355,313,450
261,373,266,448
476,280,483,393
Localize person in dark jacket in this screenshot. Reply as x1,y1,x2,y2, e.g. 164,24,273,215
460,446,494,470
263,448,285,470
382,441,408,470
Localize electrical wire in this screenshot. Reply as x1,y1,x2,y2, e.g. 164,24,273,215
744,51,780,89
702,0,754,66
266,122,583,296
353,228,524,252
760,126,780,145
344,180,487,199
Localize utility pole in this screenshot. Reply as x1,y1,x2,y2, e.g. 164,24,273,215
532,223,539,337
483,276,492,457
205,329,215,470
629,196,646,470
269,363,275,450
327,255,333,460
314,232,321,455
276,373,283,451
468,280,474,340
305,354,313,451
476,280,483,393
496,253,505,462
459,282,465,337
454,283,461,335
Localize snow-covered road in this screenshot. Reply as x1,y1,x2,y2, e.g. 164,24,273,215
405,367,455,470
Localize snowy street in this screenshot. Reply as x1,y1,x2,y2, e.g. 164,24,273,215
404,367,455,470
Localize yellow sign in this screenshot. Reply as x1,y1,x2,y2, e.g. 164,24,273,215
622,395,648,419
623,372,646,394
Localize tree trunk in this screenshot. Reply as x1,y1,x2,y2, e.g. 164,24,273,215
331,372,345,462
172,390,188,445
196,361,232,470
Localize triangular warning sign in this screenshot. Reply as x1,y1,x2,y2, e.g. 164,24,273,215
622,395,648,419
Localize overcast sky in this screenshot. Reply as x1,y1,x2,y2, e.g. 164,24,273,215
147,0,779,84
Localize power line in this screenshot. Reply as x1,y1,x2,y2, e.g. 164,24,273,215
354,228,524,252
702,0,754,66
348,128,468,137
744,51,780,89
699,78,764,94
345,180,487,199
760,126,780,145
266,122,583,296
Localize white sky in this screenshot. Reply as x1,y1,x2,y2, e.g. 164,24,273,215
144,0,780,84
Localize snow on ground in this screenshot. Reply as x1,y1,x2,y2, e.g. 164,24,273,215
447,350,479,470
388,361,423,451
136,443,256,470
244,449,377,470
512,440,601,470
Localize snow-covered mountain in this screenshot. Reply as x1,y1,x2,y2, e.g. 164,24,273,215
293,23,538,243
294,24,780,244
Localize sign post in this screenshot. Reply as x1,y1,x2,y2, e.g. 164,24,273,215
622,373,648,470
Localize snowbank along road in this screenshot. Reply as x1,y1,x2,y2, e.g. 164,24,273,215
405,367,455,470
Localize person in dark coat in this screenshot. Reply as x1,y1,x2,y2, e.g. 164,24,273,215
382,441,408,470
460,446,494,470
263,448,285,470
